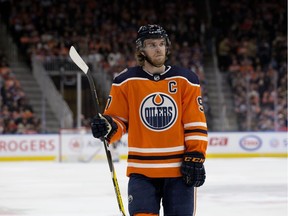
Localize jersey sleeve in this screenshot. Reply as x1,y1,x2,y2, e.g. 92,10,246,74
182,73,208,157
103,82,128,143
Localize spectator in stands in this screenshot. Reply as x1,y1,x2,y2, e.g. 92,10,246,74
0,53,41,134
2,0,213,131
213,0,287,131
218,37,231,71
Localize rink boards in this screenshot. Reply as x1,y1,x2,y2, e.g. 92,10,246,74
0,132,287,161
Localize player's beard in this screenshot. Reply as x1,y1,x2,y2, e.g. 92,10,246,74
145,54,166,67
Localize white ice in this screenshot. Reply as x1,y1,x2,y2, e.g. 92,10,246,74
0,158,287,216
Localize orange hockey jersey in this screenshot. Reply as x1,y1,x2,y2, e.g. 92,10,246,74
104,65,208,178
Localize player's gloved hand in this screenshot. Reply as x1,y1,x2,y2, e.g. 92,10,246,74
91,114,118,142
181,152,206,187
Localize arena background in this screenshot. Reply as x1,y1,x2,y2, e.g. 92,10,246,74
0,0,286,160
0,1,287,216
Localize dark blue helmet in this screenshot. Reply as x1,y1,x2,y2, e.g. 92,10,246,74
136,24,171,50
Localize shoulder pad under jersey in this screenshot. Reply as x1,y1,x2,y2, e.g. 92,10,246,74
113,66,153,84
165,66,200,85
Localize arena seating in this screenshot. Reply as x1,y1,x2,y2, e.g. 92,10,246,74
0,0,212,132
212,0,287,131
0,53,41,134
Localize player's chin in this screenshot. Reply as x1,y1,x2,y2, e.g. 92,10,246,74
153,57,165,65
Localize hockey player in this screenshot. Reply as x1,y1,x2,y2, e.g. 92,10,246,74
91,24,208,216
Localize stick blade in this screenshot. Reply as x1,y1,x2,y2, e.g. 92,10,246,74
69,46,89,74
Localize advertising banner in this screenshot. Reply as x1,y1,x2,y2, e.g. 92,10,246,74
207,132,287,157
0,132,287,161
0,134,58,161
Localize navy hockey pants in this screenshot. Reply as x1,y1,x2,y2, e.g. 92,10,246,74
128,174,195,216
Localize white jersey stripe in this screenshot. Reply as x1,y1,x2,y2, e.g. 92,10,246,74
112,77,148,86
128,162,182,168
165,76,200,87
185,136,208,142
129,146,184,153
112,73,200,87
113,118,126,136
184,122,207,128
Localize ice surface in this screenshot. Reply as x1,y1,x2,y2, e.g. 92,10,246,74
0,158,287,216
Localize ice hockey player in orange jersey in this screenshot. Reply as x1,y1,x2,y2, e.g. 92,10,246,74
91,24,208,216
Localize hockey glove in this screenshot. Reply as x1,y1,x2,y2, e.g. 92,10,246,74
181,152,206,187
91,114,118,142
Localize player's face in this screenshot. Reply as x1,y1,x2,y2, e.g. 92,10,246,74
143,38,166,67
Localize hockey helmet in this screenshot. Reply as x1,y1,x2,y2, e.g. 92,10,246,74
136,24,171,50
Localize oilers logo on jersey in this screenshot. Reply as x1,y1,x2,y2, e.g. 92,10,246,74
139,92,177,131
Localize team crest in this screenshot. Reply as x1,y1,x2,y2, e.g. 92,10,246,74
139,92,177,131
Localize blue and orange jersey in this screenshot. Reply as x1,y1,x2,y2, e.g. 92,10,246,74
104,65,208,178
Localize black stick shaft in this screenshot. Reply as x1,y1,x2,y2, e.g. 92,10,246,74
69,46,126,215
86,70,126,216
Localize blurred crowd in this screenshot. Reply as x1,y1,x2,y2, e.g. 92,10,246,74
213,0,287,131
0,52,41,134
0,0,286,133
3,0,206,76
1,0,212,132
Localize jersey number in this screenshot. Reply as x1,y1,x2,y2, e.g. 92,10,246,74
105,96,112,110
197,96,204,112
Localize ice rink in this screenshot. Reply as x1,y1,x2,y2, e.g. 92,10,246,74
0,158,287,216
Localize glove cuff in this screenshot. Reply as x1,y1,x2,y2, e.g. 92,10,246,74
102,114,118,142
183,152,205,163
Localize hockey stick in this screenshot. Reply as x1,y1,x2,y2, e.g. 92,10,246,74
69,46,126,216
